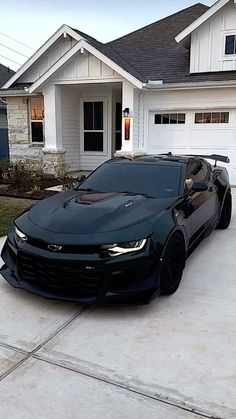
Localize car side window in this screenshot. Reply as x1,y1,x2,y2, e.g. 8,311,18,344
185,160,209,191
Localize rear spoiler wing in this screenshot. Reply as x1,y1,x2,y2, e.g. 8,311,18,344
189,154,230,166
161,152,230,166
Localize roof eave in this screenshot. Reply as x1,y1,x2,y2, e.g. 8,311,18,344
1,25,84,90
176,0,230,44
142,79,236,91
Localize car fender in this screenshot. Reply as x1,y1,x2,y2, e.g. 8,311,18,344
149,209,187,258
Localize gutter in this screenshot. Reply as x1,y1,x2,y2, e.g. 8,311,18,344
0,89,41,97
142,79,236,91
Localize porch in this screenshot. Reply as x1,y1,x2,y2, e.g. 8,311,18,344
42,80,139,173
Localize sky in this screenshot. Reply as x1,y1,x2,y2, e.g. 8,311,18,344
0,0,215,71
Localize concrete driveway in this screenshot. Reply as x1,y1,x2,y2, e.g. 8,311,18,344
0,193,236,419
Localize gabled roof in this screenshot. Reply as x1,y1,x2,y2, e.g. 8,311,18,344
176,0,230,44
2,25,83,89
0,63,14,88
108,3,209,84
4,3,236,90
72,28,146,82
3,24,143,91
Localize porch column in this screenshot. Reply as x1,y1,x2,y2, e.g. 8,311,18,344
121,81,134,152
43,84,62,149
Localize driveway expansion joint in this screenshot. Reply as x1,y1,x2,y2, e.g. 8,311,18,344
33,354,221,419
0,306,87,382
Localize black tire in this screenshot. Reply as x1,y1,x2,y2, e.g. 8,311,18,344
160,233,186,296
217,191,232,230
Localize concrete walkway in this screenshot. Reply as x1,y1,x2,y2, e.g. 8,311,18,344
0,195,236,418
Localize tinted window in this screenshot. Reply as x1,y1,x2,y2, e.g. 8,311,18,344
78,163,182,198
84,132,103,151
225,35,236,55
31,122,43,143
195,112,229,124
185,160,209,189
155,113,185,125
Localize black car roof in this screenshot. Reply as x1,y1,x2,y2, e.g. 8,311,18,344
108,154,194,166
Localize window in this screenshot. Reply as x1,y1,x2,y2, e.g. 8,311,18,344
225,35,236,55
30,98,44,143
195,112,229,124
78,163,182,198
185,160,209,190
155,113,185,124
83,101,103,152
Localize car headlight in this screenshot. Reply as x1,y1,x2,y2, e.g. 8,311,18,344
14,225,28,241
101,239,147,256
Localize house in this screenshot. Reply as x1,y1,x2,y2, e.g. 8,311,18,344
0,64,14,159
2,0,236,182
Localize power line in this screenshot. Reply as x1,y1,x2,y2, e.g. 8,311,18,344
0,31,35,51
0,42,29,58
0,53,22,66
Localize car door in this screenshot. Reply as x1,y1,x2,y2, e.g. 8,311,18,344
182,159,217,240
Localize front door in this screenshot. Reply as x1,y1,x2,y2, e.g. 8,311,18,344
81,98,109,170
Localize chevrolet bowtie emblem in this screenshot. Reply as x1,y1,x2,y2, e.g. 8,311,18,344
47,244,62,252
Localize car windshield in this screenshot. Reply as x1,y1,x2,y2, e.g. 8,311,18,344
78,163,182,199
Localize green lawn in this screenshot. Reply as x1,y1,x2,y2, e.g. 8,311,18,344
0,197,37,237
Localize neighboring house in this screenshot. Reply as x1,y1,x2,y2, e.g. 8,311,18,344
0,64,14,159
2,0,236,181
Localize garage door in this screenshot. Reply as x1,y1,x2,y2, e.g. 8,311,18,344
148,110,236,184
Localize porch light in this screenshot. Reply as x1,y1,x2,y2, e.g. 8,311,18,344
123,108,129,117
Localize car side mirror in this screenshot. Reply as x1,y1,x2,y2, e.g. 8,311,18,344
76,175,86,183
192,182,208,192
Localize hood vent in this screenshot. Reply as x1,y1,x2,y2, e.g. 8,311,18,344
75,191,123,204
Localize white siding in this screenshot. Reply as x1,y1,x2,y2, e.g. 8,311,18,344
133,89,140,150
53,52,121,81
61,86,80,171
18,36,77,83
190,0,236,73
133,89,145,150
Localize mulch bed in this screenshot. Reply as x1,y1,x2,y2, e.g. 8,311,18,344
0,178,60,200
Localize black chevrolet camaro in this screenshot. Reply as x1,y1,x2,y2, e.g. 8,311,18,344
0,154,232,305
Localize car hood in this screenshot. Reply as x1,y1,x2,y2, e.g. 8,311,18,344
28,190,175,234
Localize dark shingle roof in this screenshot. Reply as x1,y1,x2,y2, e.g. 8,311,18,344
0,63,14,88
6,3,236,90
74,4,236,85
108,3,210,84
72,28,145,81
75,3,228,84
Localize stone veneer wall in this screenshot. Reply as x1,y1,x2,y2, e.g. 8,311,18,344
7,97,29,144
6,96,66,174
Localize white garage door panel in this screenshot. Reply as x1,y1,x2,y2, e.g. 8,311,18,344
149,148,189,155
149,129,188,148
191,129,233,147
190,147,231,156
230,148,236,161
148,110,236,184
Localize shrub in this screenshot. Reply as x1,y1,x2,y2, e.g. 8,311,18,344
0,158,10,182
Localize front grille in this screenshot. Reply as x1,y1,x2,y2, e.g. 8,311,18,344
18,251,103,297
26,237,101,254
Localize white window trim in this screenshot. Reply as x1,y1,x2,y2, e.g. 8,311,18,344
80,97,108,156
223,32,236,58
194,111,230,125
29,98,44,144
154,112,186,125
